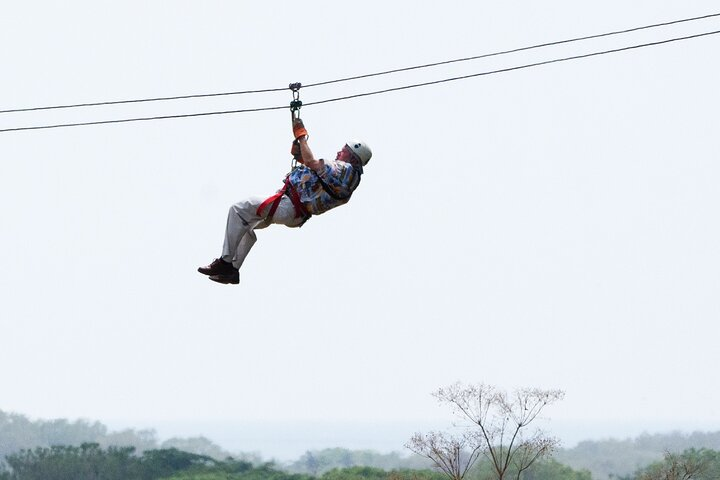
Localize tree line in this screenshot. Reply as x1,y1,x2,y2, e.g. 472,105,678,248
2,436,719,479
0,443,593,480
0,410,257,463
4,392,720,480
11,443,718,480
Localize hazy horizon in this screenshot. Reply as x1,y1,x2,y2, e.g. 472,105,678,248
99,417,720,461
8,406,720,460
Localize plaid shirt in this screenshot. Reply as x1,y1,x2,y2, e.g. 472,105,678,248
288,159,362,215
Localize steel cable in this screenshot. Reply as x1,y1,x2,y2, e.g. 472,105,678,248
1,28,719,133
303,29,720,108
1,11,718,116
302,12,720,89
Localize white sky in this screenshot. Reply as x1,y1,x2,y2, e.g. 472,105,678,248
1,0,719,459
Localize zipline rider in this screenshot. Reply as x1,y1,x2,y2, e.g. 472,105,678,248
198,116,372,285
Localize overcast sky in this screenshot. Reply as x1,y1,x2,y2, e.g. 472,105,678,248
1,0,719,459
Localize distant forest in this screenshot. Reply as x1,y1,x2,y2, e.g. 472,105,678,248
2,410,720,479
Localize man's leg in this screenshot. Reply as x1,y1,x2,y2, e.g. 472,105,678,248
225,196,304,271
200,196,303,284
221,197,266,270
198,197,265,284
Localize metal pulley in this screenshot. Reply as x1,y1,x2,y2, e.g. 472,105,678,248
289,82,302,119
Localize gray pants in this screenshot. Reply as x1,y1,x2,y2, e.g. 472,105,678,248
221,195,304,269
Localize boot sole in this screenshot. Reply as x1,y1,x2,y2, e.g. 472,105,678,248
209,275,239,285
198,267,236,276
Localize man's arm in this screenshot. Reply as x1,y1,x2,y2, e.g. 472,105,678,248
297,136,324,174
293,118,324,174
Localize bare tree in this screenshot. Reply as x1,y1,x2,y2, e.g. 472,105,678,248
406,383,564,480
407,430,483,480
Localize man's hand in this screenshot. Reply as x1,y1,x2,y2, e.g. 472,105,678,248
291,140,303,162
292,118,308,140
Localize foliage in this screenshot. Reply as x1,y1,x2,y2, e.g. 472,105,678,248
0,410,157,459
467,458,591,480
160,436,254,462
629,449,720,480
0,443,218,480
0,443,605,480
320,466,446,480
555,432,720,480
0,411,109,459
519,459,592,480
0,409,239,466
287,449,431,475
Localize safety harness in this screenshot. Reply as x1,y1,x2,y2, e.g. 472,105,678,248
257,166,362,226
256,175,311,226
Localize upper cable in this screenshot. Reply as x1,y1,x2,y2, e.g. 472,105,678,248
0,86,288,115
302,11,720,89
1,11,719,116
1,16,719,133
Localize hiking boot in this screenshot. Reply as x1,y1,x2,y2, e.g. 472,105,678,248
198,258,235,276
209,271,239,285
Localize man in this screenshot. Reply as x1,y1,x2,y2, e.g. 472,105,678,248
198,117,372,284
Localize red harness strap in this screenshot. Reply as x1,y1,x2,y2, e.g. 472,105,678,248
256,177,310,224
256,191,284,219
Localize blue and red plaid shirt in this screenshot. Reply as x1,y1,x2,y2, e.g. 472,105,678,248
288,159,362,215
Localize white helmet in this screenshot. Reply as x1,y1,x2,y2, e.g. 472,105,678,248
346,139,372,166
